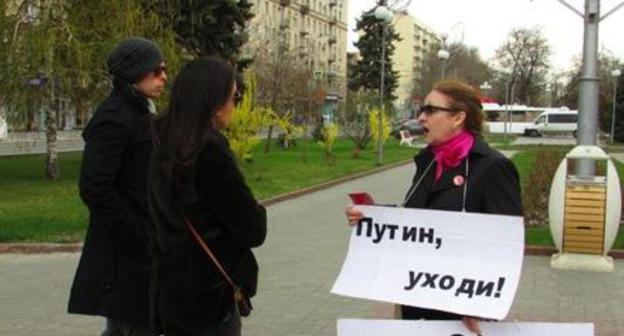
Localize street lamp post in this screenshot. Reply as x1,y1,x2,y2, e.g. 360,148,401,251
437,35,449,80
374,4,393,165
437,49,449,80
610,69,622,144
479,81,492,94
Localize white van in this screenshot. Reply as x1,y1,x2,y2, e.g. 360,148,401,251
524,110,578,137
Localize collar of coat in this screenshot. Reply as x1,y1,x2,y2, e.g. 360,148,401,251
112,79,152,114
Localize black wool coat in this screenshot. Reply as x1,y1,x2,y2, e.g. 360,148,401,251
148,132,267,335
401,137,523,320
68,83,153,324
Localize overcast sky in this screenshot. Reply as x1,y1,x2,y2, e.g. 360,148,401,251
347,0,624,72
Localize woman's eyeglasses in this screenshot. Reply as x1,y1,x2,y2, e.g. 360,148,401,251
152,65,167,77
418,104,458,116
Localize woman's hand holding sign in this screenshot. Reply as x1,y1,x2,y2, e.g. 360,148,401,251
346,192,373,226
345,206,364,227
462,316,483,335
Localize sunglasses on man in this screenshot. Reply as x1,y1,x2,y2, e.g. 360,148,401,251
152,65,167,77
234,90,243,105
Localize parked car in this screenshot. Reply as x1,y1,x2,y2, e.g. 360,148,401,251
523,110,578,137
392,119,424,139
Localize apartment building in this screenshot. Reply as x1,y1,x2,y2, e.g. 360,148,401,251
245,0,349,104
390,10,440,112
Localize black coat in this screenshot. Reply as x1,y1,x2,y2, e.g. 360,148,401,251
148,132,267,335
401,137,522,320
68,83,153,324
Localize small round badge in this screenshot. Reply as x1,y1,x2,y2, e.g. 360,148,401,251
453,175,465,187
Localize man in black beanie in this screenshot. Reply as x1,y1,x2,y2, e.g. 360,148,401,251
68,37,166,336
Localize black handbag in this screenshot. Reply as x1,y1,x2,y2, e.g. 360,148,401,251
186,220,253,317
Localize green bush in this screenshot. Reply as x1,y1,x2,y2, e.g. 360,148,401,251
522,149,566,227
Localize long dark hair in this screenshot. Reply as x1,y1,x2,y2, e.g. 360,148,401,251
154,56,236,187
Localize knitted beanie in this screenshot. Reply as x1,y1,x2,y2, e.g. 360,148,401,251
107,37,164,83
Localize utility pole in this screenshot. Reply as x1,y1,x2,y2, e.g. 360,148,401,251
610,69,622,144
557,0,624,176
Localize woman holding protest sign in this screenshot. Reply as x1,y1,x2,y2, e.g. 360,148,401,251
345,79,522,334
148,57,267,336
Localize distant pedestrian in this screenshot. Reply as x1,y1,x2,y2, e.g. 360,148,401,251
148,56,267,336
68,37,167,336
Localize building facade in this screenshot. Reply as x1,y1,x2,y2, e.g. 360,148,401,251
245,0,349,119
390,11,440,114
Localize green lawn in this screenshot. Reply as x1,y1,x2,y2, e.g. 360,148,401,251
0,138,417,242
0,152,87,243
2,139,623,248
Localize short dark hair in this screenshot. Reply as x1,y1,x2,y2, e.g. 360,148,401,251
432,80,485,135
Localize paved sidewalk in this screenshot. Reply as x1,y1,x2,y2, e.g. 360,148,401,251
0,131,84,156
2,150,623,335
609,152,624,163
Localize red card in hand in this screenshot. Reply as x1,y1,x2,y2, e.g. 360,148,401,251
349,192,375,205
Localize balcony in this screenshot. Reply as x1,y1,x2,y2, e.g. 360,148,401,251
327,68,338,79
299,45,309,58
329,0,337,7
328,36,337,44
280,0,291,6
328,54,337,63
279,18,290,30
300,28,309,36
299,0,310,14
330,16,338,25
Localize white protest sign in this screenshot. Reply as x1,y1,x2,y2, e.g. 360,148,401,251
337,319,594,336
331,206,524,320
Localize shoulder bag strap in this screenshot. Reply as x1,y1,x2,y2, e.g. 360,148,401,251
186,219,236,291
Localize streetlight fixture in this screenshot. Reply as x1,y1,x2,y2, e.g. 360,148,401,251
610,68,621,144
480,81,492,92
374,3,393,165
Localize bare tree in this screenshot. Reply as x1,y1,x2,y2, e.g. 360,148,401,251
562,51,623,131
246,15,317,153
417,42,492,97
492,27,551,105
337,90,377,158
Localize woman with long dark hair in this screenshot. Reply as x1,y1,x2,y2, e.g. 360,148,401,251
148,57,267,336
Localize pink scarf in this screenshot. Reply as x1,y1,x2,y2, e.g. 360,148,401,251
431,130,474,181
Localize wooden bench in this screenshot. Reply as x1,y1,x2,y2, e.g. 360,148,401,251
399,130,415,147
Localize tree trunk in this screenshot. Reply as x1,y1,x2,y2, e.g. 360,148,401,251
75,99,89,127
45,107,59,180
301,122,309,163
27,100,36,131
353,144,361,158
264,124,274,154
